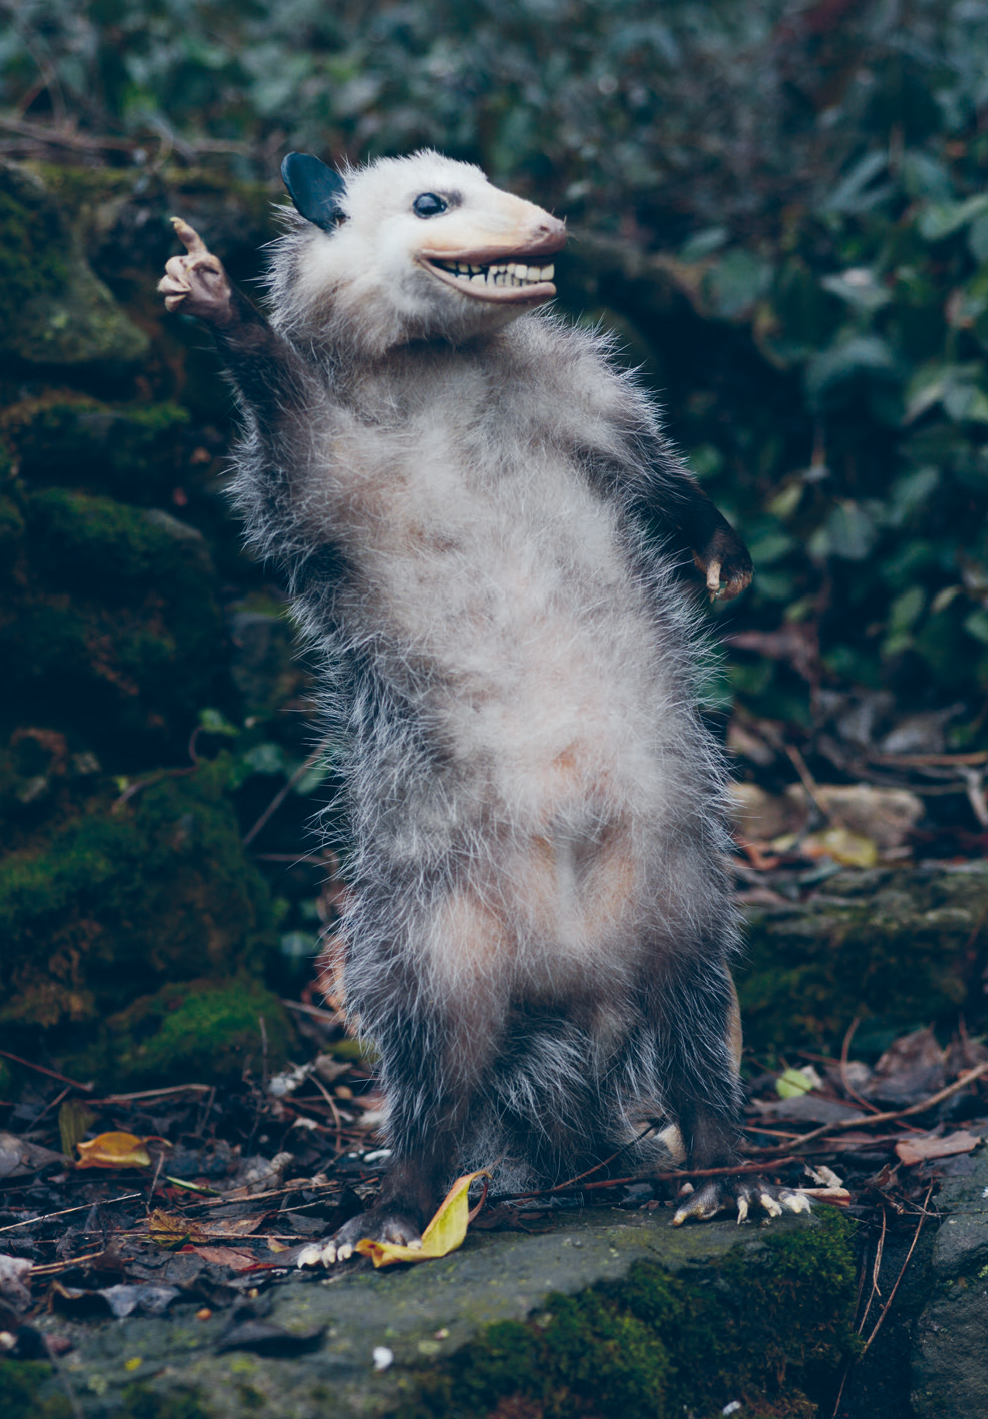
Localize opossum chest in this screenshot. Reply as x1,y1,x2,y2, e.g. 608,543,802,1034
329,409,690,976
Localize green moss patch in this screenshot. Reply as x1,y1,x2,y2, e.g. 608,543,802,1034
0,755,283,1085
0,482,226,763
405,1211,857,1419
88,975,292,1085
0,163,148,372
2,396,190,504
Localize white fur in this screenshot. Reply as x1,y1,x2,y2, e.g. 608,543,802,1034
227,151,742,1186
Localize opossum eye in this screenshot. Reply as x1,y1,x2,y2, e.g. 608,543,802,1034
413,193,447,218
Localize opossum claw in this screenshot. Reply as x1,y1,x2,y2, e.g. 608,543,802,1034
672,1177,812,1226
296,1208,424,1267
693,525,753,602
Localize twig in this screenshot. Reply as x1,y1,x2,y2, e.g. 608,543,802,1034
92,1084,211,1103
0,1194,142,1234
857,1205,887,1337
242,736,333,846
763,1057,988,1153
29,1250,110,1276
0,1052,93,1092
783,743,846,823
859,1184,934,1356
281,999,345,1024
839,1016,882,1114
111,766,194,812
252,853,333,866
146,1147,167,1217
504,1156,800,1201
29,1085,71,1129
307,1072,345,1154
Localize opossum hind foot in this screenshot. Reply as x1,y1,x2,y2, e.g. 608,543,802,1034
672,1176,812,1226
296,1208,423,1268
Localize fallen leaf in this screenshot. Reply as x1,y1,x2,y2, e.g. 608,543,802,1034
186,1246,258,1271
802,826,879,869
895,1130,981,1166
148,1209,208,1247
59,1100,98,1158
355,1170,489,1268
76,1132,151,1170
776,1066,823,1099
201,1216,266,1238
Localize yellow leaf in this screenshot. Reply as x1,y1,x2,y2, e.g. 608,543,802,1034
355,1170,490,1268
75,1131,151,1170
803,827,879,869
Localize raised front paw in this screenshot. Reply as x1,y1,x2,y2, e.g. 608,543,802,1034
295,1208,423,1268
693,525,753,602
672,1175,812,1226
158,218,233,324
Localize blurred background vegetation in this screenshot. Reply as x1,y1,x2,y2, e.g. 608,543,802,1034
2,0,987,1085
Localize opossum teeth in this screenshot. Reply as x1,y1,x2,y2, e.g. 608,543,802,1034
434,259,554,288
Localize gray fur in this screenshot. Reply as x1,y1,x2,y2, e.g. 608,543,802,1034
223,151,743,1194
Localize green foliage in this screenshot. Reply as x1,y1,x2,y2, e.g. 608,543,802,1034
6,2,986,722
406,1210,857,1419
0,1363,72,1419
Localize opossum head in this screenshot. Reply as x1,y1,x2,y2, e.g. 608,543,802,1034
271,150,567,357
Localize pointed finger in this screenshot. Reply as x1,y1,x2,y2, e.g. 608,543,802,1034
170,216,209,255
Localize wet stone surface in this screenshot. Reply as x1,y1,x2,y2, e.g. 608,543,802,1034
34,1207,819,1418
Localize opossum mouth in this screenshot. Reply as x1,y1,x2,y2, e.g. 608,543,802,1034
423,257,556,302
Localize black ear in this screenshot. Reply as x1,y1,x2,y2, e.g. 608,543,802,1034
280,152,347,230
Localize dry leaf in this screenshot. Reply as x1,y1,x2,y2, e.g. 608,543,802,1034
148,1209,208,1247
802,826,879,869
76,1132,151,1170
202,1216,266,1238
355,1170,489,1268
186,1245,258,1271
59,1100,98,1158
895,1130,981,1166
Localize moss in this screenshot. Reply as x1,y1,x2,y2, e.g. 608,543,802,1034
116,1385,215,1419
0,755,284,1085
0,163,148,372
0,1365,214,1419
0,1361,72,1419
86,975,293,1085
2,396,190,504
0,484,227,763
737,868,988,1053
404,1211,857,1419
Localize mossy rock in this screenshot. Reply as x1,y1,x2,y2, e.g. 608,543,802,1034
18,1210,856,1418
0,755,281,1084
1,395,190,504
69,975,291,1087
737,863,988,1054
0,163,148,374
0,483,227,765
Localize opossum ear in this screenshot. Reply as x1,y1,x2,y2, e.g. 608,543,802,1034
280,153,347,230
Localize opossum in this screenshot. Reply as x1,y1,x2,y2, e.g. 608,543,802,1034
159,150,808,1257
